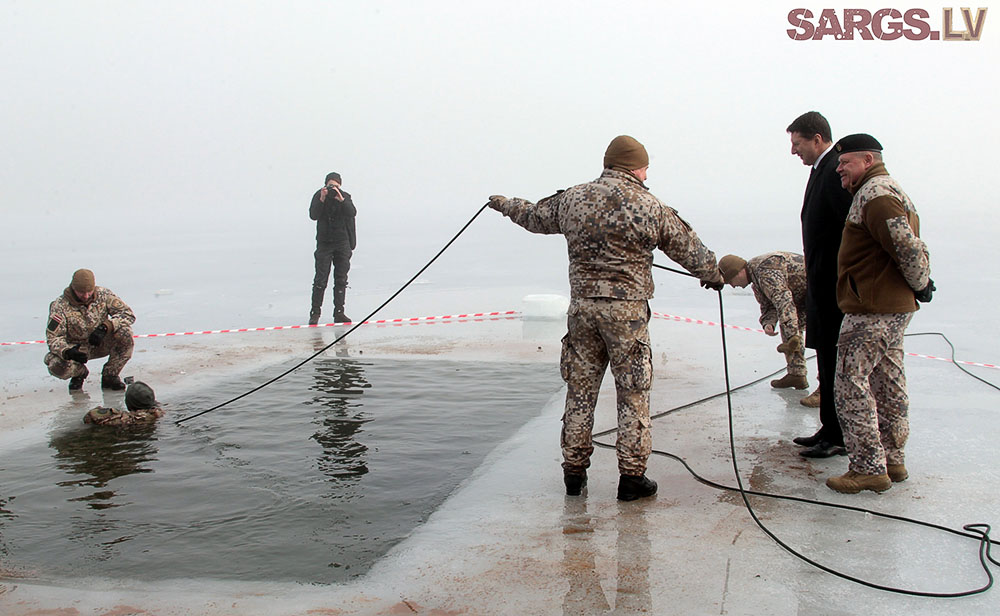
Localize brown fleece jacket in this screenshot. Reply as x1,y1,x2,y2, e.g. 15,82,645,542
837,163,921,314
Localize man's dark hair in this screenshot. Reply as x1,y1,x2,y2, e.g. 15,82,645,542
786,111,832,143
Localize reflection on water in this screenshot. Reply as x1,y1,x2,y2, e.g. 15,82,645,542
0,357,561,584
561,500,652,615
49,423,159,509
308,358,372,481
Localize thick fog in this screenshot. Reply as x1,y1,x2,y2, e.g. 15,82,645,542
2,1,997,360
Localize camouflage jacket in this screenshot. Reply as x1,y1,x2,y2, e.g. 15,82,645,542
493,169,720,300
46,286,135,357
747,252,806,334
838,163,929,314
84,406,164,426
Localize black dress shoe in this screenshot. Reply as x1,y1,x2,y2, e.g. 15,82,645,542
792,432,822,447
799,441,847,458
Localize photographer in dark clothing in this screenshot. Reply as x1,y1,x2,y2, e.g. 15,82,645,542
309,172,357,325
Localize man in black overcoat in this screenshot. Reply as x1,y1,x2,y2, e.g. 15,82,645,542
787,111,852,458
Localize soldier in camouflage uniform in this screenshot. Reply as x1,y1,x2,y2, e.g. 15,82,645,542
826,134,934,494
84,381,165,426
44,269,136,392
719,252,809,389
488,135,724,501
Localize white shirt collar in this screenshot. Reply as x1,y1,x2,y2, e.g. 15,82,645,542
813,143,834,169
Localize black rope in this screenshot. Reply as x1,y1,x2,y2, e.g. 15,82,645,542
906,331,1000,392
174,203,491,425
593,271,997,597
170,198,999,594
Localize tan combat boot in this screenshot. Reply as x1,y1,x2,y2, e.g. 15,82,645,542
770,374,809,389
826,470,892,494
799,387,821,407
887,464,908,483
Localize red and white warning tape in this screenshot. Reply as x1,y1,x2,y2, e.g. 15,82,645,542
0,311,519,347
650,310,1000,370
3,308,997,370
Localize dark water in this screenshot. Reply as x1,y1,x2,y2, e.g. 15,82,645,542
0,357,561,584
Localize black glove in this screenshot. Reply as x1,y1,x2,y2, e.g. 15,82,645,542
63,345,89,364
88,323,109,346
914,278,935,303
700,278,724,291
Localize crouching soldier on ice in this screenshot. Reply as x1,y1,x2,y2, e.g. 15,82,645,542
84,381,164,426
719,252,809,391
44,269,135,392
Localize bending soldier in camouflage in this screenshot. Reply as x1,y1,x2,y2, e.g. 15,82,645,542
827,134,934,494
44,269,136,392
488,135,724,501
719,252,809,390
84,381,165,426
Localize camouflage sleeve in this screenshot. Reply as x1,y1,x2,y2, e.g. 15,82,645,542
104,291,136,334
754,265,799,336
865,196,930,290
656,206,720,281
495,195,562,235
752,284,778,330
45,300,71,357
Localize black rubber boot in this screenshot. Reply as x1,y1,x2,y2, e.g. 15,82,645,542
68,366,89,392
617,474,657,501
333,285,351,323
310,286,325,325
564,470,588,496
101,374,126,391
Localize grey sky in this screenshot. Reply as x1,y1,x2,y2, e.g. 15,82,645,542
1,1,997,339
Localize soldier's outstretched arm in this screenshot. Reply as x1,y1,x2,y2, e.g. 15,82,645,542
486,193,562,235
657,207,721,284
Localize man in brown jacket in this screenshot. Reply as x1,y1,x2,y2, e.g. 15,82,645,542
826,134,934,494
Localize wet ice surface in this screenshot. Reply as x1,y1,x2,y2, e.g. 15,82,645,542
2,215,999,614
1,312,997,615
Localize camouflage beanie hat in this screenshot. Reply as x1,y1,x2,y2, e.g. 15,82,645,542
125,381,158,412
71,269,96,294
603,135,649,172
718,255,748,283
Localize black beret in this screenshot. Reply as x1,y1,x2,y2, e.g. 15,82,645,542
834,133,883,154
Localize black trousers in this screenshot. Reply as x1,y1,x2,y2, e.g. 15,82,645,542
816,343,845,445
312,241,352,307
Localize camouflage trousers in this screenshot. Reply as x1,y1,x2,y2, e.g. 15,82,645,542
779,315,807,377
44,324,134,380
834,312,913,475
560,298,652,476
